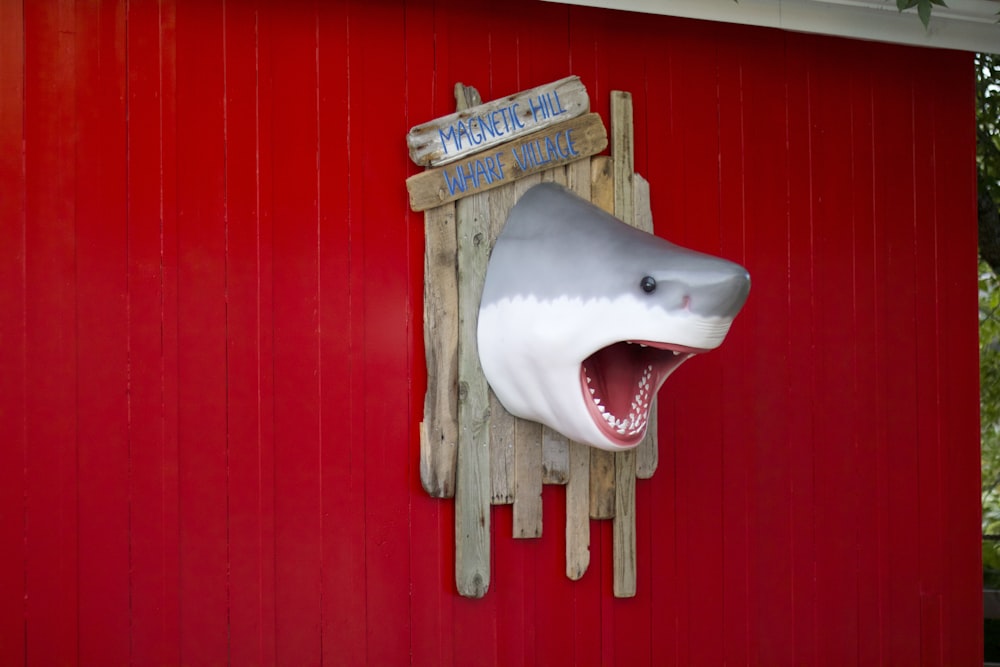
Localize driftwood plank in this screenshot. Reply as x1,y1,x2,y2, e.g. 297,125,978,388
541,426,569,485
513,418,543,538
510,173,545,538
455,189,493,598
566,441,591,580
611,91,635,226
488,183,516,505
563,156,593,578
407,76,589,167
406,113,608,212
632,174,658,479
420,202,459,498
588,155,617,520
610,90,639,598
613,450,637,597
538,165,571,484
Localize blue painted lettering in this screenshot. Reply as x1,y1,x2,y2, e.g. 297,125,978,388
438,125,458,155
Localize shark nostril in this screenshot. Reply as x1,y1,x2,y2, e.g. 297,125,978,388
681,295,691,311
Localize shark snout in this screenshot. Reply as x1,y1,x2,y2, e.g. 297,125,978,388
648,258,750,319
688,263,750,318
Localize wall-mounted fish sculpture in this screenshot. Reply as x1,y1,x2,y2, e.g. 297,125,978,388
477,183,750,451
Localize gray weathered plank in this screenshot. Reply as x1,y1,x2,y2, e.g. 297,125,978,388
455,189,493,598
541,426,570,485
588,155,617,520
420,202,459,498
632,174,659,479
565,440,591,580
613,450,637,597
563,156,594,578
405,113,608,212
611,91,634,226
510,173,545,538
487,183,517,505
513,418,543,538
611,91,638,597
407,76,589,167
537,168,571,485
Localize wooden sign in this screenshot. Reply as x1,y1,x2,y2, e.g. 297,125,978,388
405,113,607,212
406,76,589,167
415,81,655,599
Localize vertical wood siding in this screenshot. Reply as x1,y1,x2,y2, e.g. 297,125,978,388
0,0,980,664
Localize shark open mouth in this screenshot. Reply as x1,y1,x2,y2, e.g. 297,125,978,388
580,340,700,447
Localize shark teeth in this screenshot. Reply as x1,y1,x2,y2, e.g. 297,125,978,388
583,365,654,437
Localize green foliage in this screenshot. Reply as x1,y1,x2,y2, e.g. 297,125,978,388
895,0,947,29
980,54,1000,205
981,263,1000,586
981,53,1000,589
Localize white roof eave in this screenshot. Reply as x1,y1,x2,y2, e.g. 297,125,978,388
541,0,1000,53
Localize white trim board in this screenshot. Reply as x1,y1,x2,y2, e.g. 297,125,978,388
542,0,1000,53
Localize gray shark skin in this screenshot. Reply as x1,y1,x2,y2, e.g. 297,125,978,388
477,182,750,451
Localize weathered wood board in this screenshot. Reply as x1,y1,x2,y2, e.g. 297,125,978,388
419,202,458,498
407,76,589,167
587,156,618,521
610,91,638,597
406,113,608,212
454,188,492,599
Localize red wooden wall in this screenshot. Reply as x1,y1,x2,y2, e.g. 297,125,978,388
0,0,981,664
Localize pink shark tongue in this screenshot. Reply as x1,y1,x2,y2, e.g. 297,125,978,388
579,340,698,447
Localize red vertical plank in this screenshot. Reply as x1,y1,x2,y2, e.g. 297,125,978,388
127,1,181,662
0,0,27,663
847,48,883,667
225,3,277,664
870,44,921,667
911,49,944,667
783,36,819,667
518,3,576,663
174,0,229,661
565,10,610,667
810,41,863,666
663,24,727,667
437,2,499,665
317,2,367,664
267,2,322,662
354,2,416,663
405,1,457,664
74,2,130,664
716,28,760,664
22,1,79,663
640,16,682,667
493,504,522,667
930,51,981,667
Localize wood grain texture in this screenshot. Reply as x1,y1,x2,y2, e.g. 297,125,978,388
421,201,459,498
513,418,543,538
455,190,492,597
588,156,617,520
566,441,591,580
541,427,570,484
510,173,545,538
452,81,492,599
610,92,639,597
613,450,638,597
488,184,516,505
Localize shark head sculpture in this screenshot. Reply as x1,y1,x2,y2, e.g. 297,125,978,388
477,182,750,451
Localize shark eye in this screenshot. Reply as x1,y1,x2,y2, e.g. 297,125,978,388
639,276,657,293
